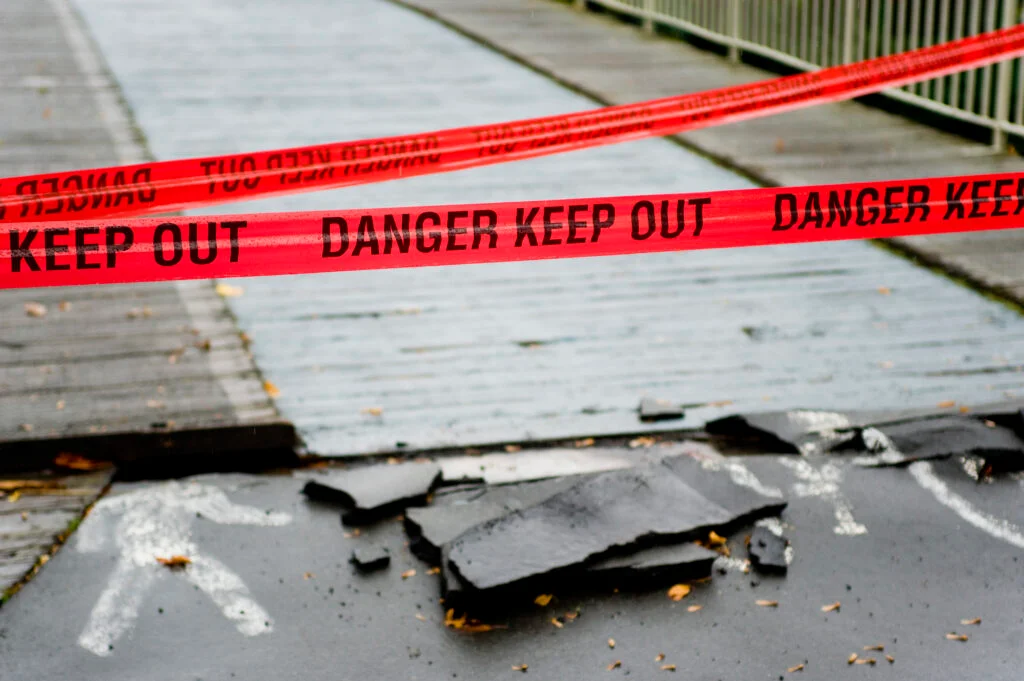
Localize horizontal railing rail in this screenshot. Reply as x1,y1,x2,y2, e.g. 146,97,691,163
574,0,1024,150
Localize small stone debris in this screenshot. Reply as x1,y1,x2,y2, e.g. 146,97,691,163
755,599,779,607
961,617,982,625
401,569,417,580
660,664,676,672
854,658,876,666
862,644,884,652
24,302,47,318
847,654,858,665
821,601,841,613
748,526,790,574
787,664,804,673
607,638,615,649
511,664,528,673
550,618,563,628
687,604,703,613
607,660,621,671
945,633,969,642
349,546,390,573
885,655,895,664
655,654,665,662
639,397,684,423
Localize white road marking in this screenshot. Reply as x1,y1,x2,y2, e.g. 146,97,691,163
908,461,1024,550
712,556,751,574
700,458,784,499
75,481,290,657
777,457,867,536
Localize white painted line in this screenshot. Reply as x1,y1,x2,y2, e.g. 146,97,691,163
777,457,867,536
909,461,1024,550
700,458,784,499
75,481,291,657
712,556,751,574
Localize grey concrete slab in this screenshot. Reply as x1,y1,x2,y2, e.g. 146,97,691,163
66,0,1024,455
0,0,294,468
0,455,1021,679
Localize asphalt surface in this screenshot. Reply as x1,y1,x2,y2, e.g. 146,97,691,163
1,453,1021,680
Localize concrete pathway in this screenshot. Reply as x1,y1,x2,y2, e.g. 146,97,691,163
397,0,1024,303
67,0,1024,455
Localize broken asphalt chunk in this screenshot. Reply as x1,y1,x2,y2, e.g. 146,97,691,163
405,477,580,563
747,526,789,574
350,545,390,573
445,455,785,595
639,398,684,423
302,461,441,525
706,410,856,455
854,416,1024,468
587,543,719,587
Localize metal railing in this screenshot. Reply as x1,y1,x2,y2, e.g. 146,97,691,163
574,0,1024,150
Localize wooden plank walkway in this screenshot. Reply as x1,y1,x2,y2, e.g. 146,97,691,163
0,0,295,471
394,0,1024,306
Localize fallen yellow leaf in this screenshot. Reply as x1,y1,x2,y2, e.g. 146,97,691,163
215,283,244,298
156,555,191,569
534,594,553,607
263,381,281,398
667,584,691,601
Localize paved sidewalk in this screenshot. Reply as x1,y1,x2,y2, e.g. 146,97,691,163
67,0,1024,455
0,0,293,470
396,0,1024,304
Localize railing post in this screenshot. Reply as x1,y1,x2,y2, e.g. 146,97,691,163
991,0,1016,151
727,0,741,62
642,0,654,33
842,0,856,64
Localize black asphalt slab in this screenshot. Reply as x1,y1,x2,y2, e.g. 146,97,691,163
1,456,1021,680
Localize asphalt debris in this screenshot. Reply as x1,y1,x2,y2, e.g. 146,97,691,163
706,410,857,455
444,455,785,597
748,526,790,574
302,461,441,525
639,397,684,422
350,546,390,573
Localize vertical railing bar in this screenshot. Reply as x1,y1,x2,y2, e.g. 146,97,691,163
910,0,923,95
991,0,1017,149
869,0,882,58
950,0,966,106
964,0,982,114
936,0,952,102
856,0,868,62
978,0,998,119
728,0,741,62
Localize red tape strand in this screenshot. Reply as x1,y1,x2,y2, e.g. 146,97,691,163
1,24,1023,224
3,172,1021,289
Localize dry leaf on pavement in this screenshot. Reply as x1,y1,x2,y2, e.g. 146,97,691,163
667,584,691,601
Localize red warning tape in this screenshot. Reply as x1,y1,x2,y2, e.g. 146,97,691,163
1,24,1023,224
3,172,1021,289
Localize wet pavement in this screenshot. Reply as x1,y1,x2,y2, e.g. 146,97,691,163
68,0,1024,455
1,455,1021,680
